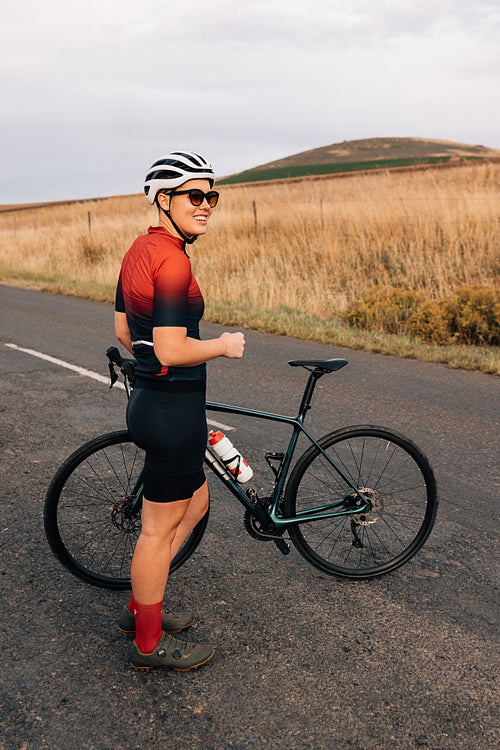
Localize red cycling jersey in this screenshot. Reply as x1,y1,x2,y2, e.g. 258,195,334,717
115,225,205,381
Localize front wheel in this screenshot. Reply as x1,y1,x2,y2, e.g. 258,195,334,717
284,426,438,579
44,430,209,589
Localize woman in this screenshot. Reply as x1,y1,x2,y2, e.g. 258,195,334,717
114,151,245,671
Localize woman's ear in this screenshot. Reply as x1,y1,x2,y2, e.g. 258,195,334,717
157,192,170,212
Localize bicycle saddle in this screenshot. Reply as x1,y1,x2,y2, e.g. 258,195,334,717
288,358,348,373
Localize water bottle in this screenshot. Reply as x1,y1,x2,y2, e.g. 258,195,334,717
208,430,253,483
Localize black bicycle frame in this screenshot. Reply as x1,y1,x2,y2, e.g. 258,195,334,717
205,372,371,528
119,365,371,528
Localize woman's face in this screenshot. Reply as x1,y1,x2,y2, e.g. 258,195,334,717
158,178,215,238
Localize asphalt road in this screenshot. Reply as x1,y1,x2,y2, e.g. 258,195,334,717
0,284,498,750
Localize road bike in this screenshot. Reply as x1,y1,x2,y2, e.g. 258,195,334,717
44,347,438,589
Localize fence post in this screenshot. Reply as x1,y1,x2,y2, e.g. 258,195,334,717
88,211,92,237
252,200,258,238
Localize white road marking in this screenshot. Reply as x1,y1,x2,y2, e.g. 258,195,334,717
5,343,116,386
4,343,234,431
206,419,234,431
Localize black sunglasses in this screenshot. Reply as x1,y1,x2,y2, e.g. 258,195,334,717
170,188,220,208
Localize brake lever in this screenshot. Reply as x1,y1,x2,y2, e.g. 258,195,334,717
108,362,118,389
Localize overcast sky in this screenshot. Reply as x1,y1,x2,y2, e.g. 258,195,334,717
2,0,499,204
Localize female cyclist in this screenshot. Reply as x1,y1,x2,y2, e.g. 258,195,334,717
114,151,245,671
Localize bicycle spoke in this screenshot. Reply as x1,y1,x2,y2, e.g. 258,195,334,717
45,431,208,588
285,427,437,579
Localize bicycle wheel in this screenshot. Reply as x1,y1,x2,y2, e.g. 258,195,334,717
284,425,438,579
44,430,209,589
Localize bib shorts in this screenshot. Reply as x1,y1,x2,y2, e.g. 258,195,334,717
126,377,207,503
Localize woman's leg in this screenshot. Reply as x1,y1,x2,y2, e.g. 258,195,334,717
128,491,216,668
169,481,209,562
131,496,191,604
130,496,192,653
123,482,208,643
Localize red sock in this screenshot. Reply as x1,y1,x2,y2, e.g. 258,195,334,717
133,600,163,654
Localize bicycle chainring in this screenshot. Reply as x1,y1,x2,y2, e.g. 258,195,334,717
244,510,283,541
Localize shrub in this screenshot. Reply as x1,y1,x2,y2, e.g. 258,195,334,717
442,286,500,345
406,301,450,344
343,285,425,335
344,285,500,346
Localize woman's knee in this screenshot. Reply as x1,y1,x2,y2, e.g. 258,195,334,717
141,497,191,539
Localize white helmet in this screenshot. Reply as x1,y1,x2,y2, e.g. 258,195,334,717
144,151,215,204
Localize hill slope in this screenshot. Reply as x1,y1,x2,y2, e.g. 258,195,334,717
249,137,500,170
219,137,500,185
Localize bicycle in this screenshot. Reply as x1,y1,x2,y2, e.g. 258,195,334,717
44,347,438,589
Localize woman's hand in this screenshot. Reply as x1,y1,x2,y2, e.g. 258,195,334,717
220,332,246,359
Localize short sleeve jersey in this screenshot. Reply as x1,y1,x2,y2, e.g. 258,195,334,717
115,225,205,381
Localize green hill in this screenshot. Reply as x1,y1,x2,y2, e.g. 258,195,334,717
219,137,500,185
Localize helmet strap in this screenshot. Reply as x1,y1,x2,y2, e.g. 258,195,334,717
158,203,197,246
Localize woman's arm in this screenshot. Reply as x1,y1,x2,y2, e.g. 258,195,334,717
115,312,245,364
153,326,245,366
114,312,134,355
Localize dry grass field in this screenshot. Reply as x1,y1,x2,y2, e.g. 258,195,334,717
1,161,499,373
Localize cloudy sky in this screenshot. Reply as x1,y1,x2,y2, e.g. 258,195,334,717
2,0,499,204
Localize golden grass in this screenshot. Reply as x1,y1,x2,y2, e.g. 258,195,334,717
1,162,499,373
204,162,500,314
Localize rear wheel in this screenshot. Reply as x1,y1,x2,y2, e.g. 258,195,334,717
284,426,438,579
44,431,208,589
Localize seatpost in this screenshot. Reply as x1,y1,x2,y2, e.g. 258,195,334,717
297,370,323,421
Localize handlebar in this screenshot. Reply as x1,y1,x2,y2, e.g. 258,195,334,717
106,346,137,391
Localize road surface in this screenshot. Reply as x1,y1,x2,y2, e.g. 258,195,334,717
0,284,498,749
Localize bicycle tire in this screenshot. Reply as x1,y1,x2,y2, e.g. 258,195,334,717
44,430,209,589
284,425,438,579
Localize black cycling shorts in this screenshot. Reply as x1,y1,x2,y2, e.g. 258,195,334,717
126,378,207,503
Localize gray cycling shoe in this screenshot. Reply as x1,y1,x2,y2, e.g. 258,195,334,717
130,632,215,672
118,605,194,636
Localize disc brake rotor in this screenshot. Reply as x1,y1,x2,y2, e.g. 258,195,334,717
351,487,384,526
111,496,141,533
